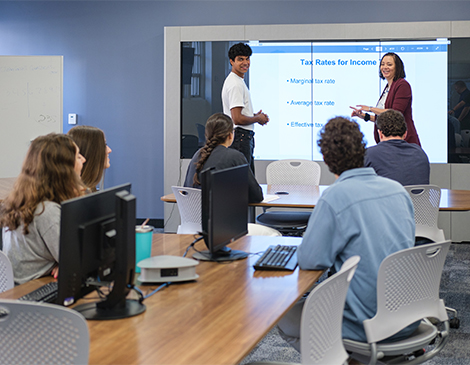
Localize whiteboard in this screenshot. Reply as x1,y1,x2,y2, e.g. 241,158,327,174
0,56,63,177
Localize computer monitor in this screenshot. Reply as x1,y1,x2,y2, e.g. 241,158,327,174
193,164,249,262
56,183,146,320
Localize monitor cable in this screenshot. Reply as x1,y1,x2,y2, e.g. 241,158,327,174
130,282,171,302
183,234,204,257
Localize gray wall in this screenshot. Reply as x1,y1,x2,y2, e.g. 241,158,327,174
1,1,470,221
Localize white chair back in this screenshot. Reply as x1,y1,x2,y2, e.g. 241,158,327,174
266,159,321,186
300,256,360,365
364,241,450,344
259,160,320,235
0,251,14,292
171,186,282,237
171,186,202,234
0,299,89,364
404,185,445,242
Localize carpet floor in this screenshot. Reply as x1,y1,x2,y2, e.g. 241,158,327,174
240,242,470,364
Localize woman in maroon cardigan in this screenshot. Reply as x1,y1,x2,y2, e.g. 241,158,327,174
351,52,421,146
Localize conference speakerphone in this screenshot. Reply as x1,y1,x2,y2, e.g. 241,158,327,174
138,255,199,283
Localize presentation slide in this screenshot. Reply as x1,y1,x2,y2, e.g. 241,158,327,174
249,40,448,163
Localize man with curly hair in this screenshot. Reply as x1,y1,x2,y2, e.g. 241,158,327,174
278,117,417,348
365,109,430,185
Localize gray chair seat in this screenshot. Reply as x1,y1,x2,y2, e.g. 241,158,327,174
256,211,311,228
343,320,438,358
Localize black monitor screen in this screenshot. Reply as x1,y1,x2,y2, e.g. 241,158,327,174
57,183,145,320
194,164,249,262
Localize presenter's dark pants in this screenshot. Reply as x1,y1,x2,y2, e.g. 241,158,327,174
231,127,255,174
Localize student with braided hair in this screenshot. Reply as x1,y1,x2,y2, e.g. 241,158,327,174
184,113,263,203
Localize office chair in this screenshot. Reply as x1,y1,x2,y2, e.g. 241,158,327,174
0,299,90,364
404,185,459,328
172,186,202,234
171,186,281,236
0,251,14,292
256,160,321,236
248,255,360,365
404,185,446,243
343,241,451,365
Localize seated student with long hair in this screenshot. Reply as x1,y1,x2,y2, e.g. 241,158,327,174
184,113,263,203
0,133,85,285
67,125,112,192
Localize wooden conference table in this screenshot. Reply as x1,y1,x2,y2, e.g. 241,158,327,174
0,233,322,365
163,184,470,211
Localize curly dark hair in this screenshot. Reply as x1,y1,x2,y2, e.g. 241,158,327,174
379,52,406,81
228,43,252,61
193,113,234,185
376,109,407,137
318,117,366,176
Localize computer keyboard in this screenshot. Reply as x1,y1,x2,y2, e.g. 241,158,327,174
253,245,298,271
18,281,58,303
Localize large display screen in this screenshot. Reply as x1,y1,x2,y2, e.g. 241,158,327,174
249,40,449,163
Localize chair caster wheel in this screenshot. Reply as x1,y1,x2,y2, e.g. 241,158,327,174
450,317,460,329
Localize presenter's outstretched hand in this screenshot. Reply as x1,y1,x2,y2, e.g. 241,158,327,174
350,106,365,119
255,110,269,126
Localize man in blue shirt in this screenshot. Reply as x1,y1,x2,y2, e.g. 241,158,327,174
365,109,430,186
278,117,416,349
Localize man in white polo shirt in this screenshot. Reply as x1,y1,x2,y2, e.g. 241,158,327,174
221,43,269,173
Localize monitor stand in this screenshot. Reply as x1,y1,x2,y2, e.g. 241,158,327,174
73,300,146,320
193,246,248,262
